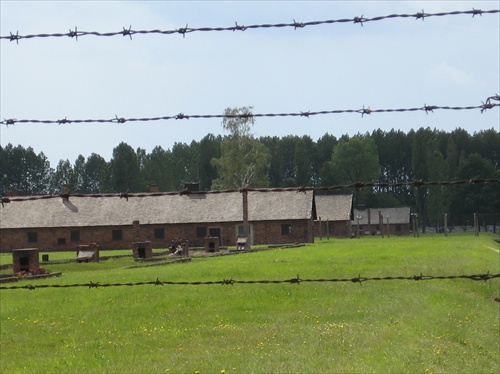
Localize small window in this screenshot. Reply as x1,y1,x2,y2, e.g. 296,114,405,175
196,227,207,237
154,228,165,239
281,224,292,235
58,238,66,245
209,228,221,238
112,229,122,241
70,231,80,242
27,232,38,243
396,224,402,232
328,222,334,234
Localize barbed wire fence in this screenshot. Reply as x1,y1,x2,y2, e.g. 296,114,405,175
1,9,498,43
1,95,499,126
1,8,499,293
1,273,499,291
1,178,499,205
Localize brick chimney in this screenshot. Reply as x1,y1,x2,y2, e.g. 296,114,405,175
61,184,70,201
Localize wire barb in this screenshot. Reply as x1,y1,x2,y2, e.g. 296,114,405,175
88,281,99,288
354,15,365,26
472,8,483,17
416,10,426,20
114,115,126,124
233,22,247,32
293,19,304,30
57,117,70,125
177,24,188,38
221,279,234,286
68,26,78,41
10,31,20,44
122,25,133,40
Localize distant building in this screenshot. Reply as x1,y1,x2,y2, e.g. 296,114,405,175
351,207,411,236
0,190,316,251
314,194,353,238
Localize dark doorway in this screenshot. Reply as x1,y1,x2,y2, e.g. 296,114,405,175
19,256,29,271
138,247,146,258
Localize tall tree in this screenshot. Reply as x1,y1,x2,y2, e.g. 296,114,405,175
426,150,449,228
412,128,433,228
84,153,110,193
260,136,283,188
211,107,270,189
142,146,172,191
449,153,499,225
328,135,381,204
171,141,199,190
72,155,86,193
372,129,413,205
109,142,142,193
0,144,53,195
280,135,300,187
50,159,74,194
295,135,314,186
198,134,221,191
314,133,337,187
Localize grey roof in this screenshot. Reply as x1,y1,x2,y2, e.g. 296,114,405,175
352,207,410,225
0,190,314,229
314,194,353,222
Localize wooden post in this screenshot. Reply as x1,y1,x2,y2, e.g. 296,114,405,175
474,212,479,237
242,189,250,250
379,211,384,238
326,219,330,240
356,215,361,239
319,217,322,240
412,213,419,238
386,215,390,238
444,213,448,237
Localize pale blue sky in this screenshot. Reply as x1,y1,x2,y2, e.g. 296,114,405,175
1,1,499,166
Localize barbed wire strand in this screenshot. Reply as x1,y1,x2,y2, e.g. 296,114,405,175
1,273,498,290
1,178,499,206
1,95,499,126
2,9,498,43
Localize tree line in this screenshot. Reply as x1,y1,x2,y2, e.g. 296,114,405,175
1,122,498,227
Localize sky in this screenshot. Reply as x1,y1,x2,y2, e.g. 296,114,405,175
1,0,499,167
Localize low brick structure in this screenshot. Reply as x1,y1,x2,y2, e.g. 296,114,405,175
12,248,40,274
133,241,153,259
77,244,99,262
204,237,220,253
170,239,189,256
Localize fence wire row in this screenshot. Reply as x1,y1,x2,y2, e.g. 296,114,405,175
2,178,499,206
2,95,499,126
1,273,498,291
2,9,499,43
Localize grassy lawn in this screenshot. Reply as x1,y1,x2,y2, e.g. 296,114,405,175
0,234,499,373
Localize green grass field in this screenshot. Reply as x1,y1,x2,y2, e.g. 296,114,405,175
1,234,499,373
